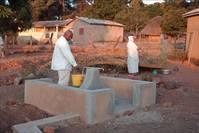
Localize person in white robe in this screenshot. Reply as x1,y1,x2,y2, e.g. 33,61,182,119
127,36,139,75
0,36,5,58
51,30,77,86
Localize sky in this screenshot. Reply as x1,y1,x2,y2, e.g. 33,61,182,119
143,0,164,4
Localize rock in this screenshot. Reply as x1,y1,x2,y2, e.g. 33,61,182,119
162,102,173,108
24,117,31,122
164,81,180,90
6,100,17,106
43,126,55,133
173,66,179,72
177,87,189,96
14,77,23,85
26,73,35,79
123,110,134,116
159,82,165,88
152,77,162,84
143,106,150,112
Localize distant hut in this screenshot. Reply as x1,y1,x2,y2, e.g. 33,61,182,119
139,16,163,42
183,8,199,64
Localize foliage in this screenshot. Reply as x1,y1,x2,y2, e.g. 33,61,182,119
32,0,47,21
114,8,148,34
164,0,198,8
161,8,187,36
0,0,32,34
130,0,144,11
143,3,164,18
0,5,12,18
139,73,153,81
20,61,37,77
32,0,63,21
47,1,63,20
83,0,128,20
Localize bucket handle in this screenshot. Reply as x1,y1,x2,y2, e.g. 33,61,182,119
82,67,86,75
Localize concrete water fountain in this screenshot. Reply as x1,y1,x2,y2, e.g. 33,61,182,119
24,67,156,124
80,67,104,90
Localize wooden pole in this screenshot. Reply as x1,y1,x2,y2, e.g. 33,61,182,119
4,35,7,48
12,35,15,46
187,32,193,64
30,35,33,46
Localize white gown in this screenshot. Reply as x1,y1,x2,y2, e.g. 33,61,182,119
127,36,139,74
51,36,77,71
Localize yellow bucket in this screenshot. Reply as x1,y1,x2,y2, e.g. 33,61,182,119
71,74,84,87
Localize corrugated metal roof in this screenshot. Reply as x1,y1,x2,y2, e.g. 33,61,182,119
33,19,73,27
76,16,124,27
183,8,199,18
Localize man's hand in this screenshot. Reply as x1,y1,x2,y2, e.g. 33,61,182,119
73,63,77,67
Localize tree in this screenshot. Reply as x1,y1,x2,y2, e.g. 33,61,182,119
188,0,199,8
130,0,144,11
115,8,148,35
83,0,128,20
0,5,12,18
32,0,64,21
164,0,197,8
143,3,164,18
47,0,55,7
0,0,32,34
32,0,47,21
47,1,63,20
161,8,187,41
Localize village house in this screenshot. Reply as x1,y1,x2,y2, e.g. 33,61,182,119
18,19,73,45
139,16,163,42
18,17,124,45
63,16,124,44
183,8,199,64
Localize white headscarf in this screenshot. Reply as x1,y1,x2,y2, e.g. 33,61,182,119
0,36,4,46
127,36,138,58
128,36,134,42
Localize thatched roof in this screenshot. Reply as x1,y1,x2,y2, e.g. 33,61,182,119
183,8,199,18
140,16,163,36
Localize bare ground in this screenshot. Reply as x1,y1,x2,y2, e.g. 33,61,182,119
0,52,199,133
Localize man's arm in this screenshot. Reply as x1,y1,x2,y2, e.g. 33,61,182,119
59,41,77,67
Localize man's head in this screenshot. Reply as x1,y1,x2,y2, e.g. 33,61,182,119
63,30,73,41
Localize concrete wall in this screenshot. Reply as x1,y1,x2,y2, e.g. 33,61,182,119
101,77,134,104
132,82,156,108
25,77,156,124
101,77,156,108
186,16,199,61
25,79,114,124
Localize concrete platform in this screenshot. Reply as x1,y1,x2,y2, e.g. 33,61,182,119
24,76,156,125
12,113,79,133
